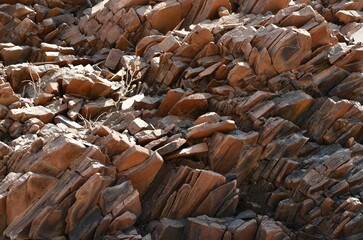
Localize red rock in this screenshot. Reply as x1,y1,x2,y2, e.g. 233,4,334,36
64,74,94,98
0,1,362,239
195,180,237,216
0,83,19,106
156,138,186,156
274,90,314,122
81,98,115,118
208,131,259,174
256,217,287,240
270,28,312,73
186,120,237,139
9,106,54,123
0,141,12,159
106,0,149,14
183,215,226,240
104,48,124,70
336,10,363,24
169,93,209,118
128,117,149,135
66,173,112,233
156,88,185,117
227,62,255,87
120,151,164,196
134,129,167,144
95,130,134,157
231,219,258,240
109,211,137,234
0,46,31,65
152,218,185,240
6,172,57,226
148,1,182,35
193,112,221,124
113,145,150,172
166,142,208,159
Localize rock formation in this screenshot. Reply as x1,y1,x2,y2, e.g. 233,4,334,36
0,0,362,239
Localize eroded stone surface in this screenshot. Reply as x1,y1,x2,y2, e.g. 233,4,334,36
0,0,362,239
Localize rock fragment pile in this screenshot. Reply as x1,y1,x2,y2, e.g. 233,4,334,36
0,0,362,240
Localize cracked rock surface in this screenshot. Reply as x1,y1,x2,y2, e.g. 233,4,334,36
0,0,362,239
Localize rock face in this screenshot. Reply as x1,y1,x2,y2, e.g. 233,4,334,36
0,0,363,240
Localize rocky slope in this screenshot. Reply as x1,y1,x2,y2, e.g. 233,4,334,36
0,0,362,239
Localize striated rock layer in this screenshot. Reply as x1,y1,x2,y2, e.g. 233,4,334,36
0,0,362,240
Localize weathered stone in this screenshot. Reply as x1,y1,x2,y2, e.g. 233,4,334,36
182,215,226,240
27,135,86,176
0,46,31,65
9,106,54,124
186,120,237,140
120,151,163,196
152,218,185,240
109,211,137,234
156,138,186,156
336,10,363,24
166,143,208,159
113,145,150,172
0,1,362,239
0,83,19,106
128,117,149,135
80,98,115,118
227,62,254,87
134,129,167,144
274,90,314,122
156,88,185,117
208,131,259,174
169,93,209,118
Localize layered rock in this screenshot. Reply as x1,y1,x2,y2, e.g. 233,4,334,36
0,0,362,239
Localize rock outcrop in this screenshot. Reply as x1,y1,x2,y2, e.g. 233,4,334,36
0,0,362,239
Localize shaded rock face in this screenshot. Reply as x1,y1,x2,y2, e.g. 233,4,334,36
0,0,362,240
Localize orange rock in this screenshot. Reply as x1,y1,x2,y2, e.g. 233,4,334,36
128,117,149,135
0,46,31,65
156,138,186,156
64,74,94,98
148,1,182,35
134,129,167,144
6,173,57,226
168,93,209,118
65,173,112,233
166,142,208,159
120,151,163,196
336,10,363,24
110,211,137,234
186,120,237,139
0,83,19,106
195,180,237,216
208,131,259,174
156,88,185,117
227,62,255,87
9,106,54,124
269,28,312,73
113,145,150,172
